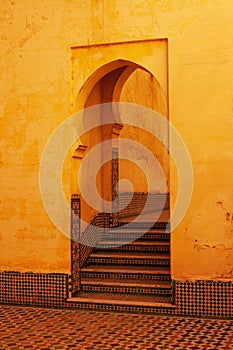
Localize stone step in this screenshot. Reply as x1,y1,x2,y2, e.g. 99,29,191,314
81,265,171,281
76,213,172,313
100,229,170,242
67,291,175,312
118,221,169,230
97,240,170,253
105,228,169,234
88,251,170,267
81,278,171,296
140,233,170,241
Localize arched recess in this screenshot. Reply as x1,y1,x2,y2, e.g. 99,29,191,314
72,59,169,228
70,59,170,295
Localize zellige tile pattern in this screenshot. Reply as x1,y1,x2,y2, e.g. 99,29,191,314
0,305,232,349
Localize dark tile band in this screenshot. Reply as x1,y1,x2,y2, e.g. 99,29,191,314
0,271,232,318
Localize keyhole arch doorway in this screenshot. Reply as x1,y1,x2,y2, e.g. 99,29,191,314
72,59,170,228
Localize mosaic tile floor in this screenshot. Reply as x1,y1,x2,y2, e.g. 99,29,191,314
0,305,232,349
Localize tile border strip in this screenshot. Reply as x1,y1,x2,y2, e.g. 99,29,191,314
0,271,232,318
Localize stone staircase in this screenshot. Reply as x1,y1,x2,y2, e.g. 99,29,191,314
68,209,175,313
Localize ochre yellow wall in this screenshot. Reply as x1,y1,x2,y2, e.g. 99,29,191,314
0,0,232,279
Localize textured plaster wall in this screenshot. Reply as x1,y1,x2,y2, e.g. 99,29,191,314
0,0,232,279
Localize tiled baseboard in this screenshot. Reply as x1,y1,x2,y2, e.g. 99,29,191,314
0,271,68,307
175,280,233,318
0,271,232,318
